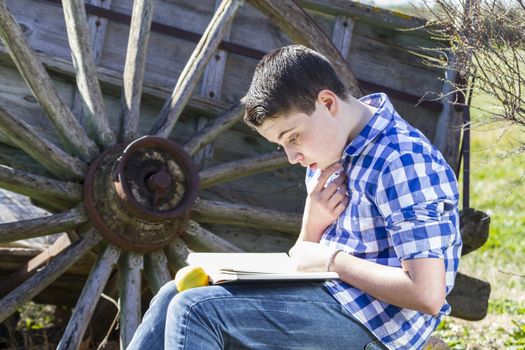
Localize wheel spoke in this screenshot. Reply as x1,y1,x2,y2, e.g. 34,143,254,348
164,236,190,271
118,251,143,349
144,250,171,295
0,228,101,323
0,104,86,180
199,151,288,189
0,143,53,178
0,165,82,207
184,104,244,157
150,0,243,138
58,244,121,350
0,205,88,244
0,1,98,161
192,199,301,235
119,0,155,143
62,0,115,148
247,0,361,96
182,220,243,252
71,0,113,122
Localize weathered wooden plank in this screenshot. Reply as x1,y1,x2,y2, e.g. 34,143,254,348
62,0,115,148
164,236,190,271
151,0,243,138
0,233,73,297
0,103,86,180
184,104,244,156
0,1,98,161
199,151,288,189
298,0,427,33
199,0,231,101
193,0,232,167
144,250,172,295
119,0,154,142
0,228,101,323
247,0,360,97
58,244,121,350
0,205,87,243
434,53,462,173
118,251,143,350
201,223,295,252
182,220,243,252
0,164,82,206
331,15,354,60
192,198,302,234
448,272,490,321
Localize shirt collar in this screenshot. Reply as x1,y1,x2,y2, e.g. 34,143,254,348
342,93,394,158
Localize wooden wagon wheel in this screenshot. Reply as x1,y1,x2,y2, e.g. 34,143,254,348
0,0,361,348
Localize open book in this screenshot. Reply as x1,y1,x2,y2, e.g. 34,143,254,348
187,252,339,285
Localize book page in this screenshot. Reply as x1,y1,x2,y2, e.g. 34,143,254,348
187,253,297,274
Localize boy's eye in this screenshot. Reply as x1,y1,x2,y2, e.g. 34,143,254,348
288,135,298,144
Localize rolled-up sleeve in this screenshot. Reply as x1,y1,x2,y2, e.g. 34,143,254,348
375,152,460,261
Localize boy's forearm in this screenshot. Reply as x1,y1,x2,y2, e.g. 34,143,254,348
331,253,446,315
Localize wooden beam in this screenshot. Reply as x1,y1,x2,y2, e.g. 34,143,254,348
247,0,361,97
119,0,154,143
144,250,172,295
0,103,86,180
199,151,288,189
0,228,102,323
0,164,82,207
62,0,115,148
164,236,190,271
118,251,143,350
184,104,244,157
0,205,88,243
434,53,462,172
0,46,232,119
182,220,243,253
0,1,98,161
71,0,112,126
192,198,302,235
150,0,243,138
58,244,121,350
331,15,354,60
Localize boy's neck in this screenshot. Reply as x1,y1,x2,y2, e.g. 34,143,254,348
341,96,377,143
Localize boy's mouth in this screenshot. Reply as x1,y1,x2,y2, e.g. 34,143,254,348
308,163,318,171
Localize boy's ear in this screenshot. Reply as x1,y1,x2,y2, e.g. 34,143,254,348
317,89,338,115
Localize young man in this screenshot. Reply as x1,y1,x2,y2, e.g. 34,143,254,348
128,45,462,350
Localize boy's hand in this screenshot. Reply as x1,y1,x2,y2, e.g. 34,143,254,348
300,162,349,242
289,241,334,272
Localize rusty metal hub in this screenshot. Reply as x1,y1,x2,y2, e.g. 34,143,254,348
84,136,199,252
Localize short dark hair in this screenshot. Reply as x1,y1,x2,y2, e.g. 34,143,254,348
242,45,349,128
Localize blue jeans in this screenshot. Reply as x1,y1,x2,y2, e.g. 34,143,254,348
127,281,386,350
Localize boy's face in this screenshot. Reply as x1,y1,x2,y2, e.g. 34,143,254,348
255,99,348,171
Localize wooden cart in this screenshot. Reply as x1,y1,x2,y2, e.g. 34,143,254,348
0,0,490,348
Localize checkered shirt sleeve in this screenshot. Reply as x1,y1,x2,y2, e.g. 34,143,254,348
375,151,460,261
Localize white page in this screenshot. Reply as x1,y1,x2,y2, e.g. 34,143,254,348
187,253,297,273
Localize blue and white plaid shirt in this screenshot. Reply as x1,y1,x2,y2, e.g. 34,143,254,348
305,93,462,350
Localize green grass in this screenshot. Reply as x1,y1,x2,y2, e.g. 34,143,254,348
433,92,525,349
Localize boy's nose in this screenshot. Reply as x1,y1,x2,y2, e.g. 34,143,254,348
285,148,303,165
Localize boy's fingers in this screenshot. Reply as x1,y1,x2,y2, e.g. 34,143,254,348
323,175,347,199
313,163,343,192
